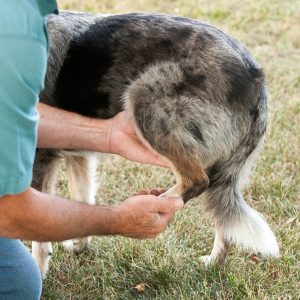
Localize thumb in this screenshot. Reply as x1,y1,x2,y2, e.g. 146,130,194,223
154,196,184,213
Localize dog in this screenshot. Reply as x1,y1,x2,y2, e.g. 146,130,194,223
31,11,279,278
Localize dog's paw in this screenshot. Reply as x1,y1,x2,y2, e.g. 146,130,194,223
32,242,52,279
63,237,91,254
200,255,214,267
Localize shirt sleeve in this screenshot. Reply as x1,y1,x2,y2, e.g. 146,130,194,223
0,36,48,196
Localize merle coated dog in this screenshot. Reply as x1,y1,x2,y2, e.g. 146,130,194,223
32,11,279,278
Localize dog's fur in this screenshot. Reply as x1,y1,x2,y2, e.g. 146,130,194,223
32,11,279,278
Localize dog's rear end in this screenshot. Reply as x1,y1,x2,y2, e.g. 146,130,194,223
124,52,278,265
32,11,278,277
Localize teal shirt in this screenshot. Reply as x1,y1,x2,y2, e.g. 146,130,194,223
0,0,58,196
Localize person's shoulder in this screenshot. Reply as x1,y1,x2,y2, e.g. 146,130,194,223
0,0,46,42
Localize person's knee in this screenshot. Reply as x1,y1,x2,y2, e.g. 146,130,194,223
0,238,42,299
0,259,42,300
14,256,42,300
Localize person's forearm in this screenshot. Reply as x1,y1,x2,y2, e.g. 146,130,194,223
37,103,168,167
0,188,118,241
37,103,112,152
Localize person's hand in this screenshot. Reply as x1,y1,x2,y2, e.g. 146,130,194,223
112,189,184,239
108,112,169,167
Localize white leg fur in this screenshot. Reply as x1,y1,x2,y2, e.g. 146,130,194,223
201,204,279,266
32,242,53,279
32,159,61,279
62,154,97,253
201,229,229,266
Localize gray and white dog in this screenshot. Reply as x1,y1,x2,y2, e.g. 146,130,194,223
32,11,279,278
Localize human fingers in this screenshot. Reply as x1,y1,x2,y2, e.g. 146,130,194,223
132,189,148,196
151,196,184,213
150,188,166,196
132,188,166,197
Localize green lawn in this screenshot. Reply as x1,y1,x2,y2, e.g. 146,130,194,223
40,1,300,299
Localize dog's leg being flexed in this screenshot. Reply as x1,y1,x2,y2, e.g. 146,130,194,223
124,62,211,203
157,151,209,203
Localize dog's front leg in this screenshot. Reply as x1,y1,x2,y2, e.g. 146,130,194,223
62,154,96,253
32,241,53,279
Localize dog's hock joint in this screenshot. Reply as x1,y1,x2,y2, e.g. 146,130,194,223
182,177,209,203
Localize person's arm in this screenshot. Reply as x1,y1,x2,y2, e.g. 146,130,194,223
0,187,183,241
37,103,168,167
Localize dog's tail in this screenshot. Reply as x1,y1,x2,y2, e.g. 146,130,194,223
205,85,279,257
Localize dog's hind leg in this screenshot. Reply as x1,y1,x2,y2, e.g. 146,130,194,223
62,153,97,253
200,183,279,266
200,152,279,266
200,228,230,266
124,62,211,202
31,150,61,279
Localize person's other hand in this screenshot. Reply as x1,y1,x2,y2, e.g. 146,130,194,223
108,112,168,167
113,189,183,239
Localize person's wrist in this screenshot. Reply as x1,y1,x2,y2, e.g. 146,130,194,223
91,117,115,154
109,204,126,236
104,116,119,155
89,204,119,236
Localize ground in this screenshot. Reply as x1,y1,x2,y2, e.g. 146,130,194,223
39,0,300,299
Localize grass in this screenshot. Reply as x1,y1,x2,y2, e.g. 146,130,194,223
38,0,300,299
